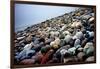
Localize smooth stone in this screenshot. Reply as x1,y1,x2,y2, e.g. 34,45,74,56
60,39,66,47
59,34,65,39
17,36,25,41
88,31,94,38
83,42,94,56
73,31,84,40
64,56,78,63
77,52,85,61
88,17,94,24
20,59,36,64
77,47,84,52
63,31,71,36
68,47,76,55
68,28,74,34
74,39,81,47
64,35,72,44
41,45,51,54
50,38,61,46
60,49,68,55
25,35,32,43
81,15,91,20
33,39,40,44
41,49,54,64
85,56,94,62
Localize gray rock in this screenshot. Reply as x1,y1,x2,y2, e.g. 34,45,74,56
83,42,94,56
85,56,94,62
64,35,72,44
74,39,81,47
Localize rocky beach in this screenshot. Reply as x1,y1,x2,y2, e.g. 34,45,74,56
14,8,95,65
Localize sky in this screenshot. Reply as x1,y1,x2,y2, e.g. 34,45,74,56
15,4,78,32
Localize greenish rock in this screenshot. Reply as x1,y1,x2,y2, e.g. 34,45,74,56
83,42,94,56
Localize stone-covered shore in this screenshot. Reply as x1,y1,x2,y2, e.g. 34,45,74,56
14,8,95,65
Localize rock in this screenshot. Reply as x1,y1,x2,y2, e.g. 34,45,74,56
60,39,66,47
68,28,74,34
81,15,91,20
77,47,83,52
41,45,51,54
60,49,68,55
85,56,94,62
74,39,81,47
20,59,36,64
17,36,25,41
68,47,76,55
41,49,54,64
83,42,94,56
15,49,35,61
73,31,84,40
81,38,88,47
63,56,78,63
71,21,82,29
77,52,85,61
32,52,43,63
45,38,52,44
24,42,34,50
88,17,94,24
60,25,67,31
88,31,94,38
50,31,60,38
63,31,71,36
25,35,32,43
64,35,72,44
50,38,61,47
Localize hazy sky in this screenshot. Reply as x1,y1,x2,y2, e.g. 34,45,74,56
15,4,78,32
